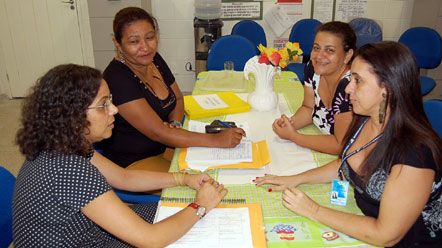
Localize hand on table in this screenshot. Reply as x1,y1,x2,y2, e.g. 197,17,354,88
273,115,297,141
184,173,211,190
282,187,320,220
214,128,246,147
254,174,301,191
195,179,228,212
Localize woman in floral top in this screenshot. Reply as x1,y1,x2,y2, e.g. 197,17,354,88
273,21,356,154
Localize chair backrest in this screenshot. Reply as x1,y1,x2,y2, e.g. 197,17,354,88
288,19,322,59
207,35,256,71
231,20,267,54
349,18,382,48
399,27,442,69
424,99,442,139
0,166,15,248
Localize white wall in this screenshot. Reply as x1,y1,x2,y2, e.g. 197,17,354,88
151,0,416,92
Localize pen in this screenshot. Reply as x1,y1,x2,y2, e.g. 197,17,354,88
217,120,232,128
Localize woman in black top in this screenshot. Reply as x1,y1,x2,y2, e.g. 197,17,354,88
256,42,442,247
98,7,245,168
13,64,227,247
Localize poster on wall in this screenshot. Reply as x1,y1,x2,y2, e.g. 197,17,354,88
221,0,263,20
313,0,334,23
263,1,304,37
335,0,368,22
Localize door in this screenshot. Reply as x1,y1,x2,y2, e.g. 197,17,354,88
0,0,88,97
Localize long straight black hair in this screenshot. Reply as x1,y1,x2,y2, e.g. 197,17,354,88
343,41,442,180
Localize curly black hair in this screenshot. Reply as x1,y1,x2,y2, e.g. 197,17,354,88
16,64,102,160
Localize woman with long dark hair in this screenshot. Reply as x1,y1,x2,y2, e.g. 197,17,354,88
257,42,442,247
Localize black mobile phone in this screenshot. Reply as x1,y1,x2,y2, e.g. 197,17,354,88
205,120,237,133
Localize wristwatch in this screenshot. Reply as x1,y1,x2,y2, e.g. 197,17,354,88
188,202,206,219
169,120,182,128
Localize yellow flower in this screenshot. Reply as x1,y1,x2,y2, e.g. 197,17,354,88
285,42,303,55
257,42,304,69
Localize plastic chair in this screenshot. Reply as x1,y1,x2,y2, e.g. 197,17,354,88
424,99,442,139
231,20,267,54
349,18,382,48
399,27,442,96
286,19,322,82
0,166,15,248
207,35,256,71
92,144,161,204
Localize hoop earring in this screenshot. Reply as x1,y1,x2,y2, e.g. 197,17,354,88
379,93,387,124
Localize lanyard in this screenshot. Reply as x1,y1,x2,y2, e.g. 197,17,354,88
339,118,384,186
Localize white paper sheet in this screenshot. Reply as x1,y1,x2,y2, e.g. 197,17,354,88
155,206,253,248
218,94,316,184
185,120,253,171
192,94,228,109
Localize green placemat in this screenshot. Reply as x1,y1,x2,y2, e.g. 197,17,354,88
163,72,368,247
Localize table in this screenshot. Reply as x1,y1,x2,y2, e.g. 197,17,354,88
161,71,370,248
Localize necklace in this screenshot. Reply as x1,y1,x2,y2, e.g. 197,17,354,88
121,60,165,98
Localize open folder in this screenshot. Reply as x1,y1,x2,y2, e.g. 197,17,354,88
178,140,271,171
184,92,251,119
156,202,266,248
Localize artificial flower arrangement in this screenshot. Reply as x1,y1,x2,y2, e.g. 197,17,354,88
257,42,303,68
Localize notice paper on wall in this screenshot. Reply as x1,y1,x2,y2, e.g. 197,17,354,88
313,0,334,23
264,3,303,37
335,0,367,22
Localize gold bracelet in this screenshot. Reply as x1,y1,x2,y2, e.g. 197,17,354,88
172,172,186,186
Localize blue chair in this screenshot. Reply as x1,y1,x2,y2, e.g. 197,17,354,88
399,27,442,96
349,18,382,48
0,166,15,248
286,19,322,82
207,35,256,71
92,144,160,204
231,20,267,54
424,99,442,139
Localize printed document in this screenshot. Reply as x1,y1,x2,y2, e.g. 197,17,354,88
155,206,253,248
185,120,252,170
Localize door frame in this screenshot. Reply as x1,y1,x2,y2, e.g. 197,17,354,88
0,0,94,98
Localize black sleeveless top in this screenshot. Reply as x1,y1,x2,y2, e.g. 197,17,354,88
339,118,442,247
98,53,176,167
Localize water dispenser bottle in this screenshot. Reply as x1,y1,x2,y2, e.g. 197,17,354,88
194,0,224,76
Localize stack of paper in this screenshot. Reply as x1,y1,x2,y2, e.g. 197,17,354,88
155,202,266,248
180,120,270,171
185,140,253,169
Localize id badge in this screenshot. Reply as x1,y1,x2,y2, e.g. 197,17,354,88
330,179,349,206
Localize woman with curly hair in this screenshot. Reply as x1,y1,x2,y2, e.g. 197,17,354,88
13,64,227,247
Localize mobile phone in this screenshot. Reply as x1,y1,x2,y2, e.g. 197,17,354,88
205,125,226,133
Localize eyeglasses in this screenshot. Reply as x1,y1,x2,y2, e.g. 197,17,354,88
88,94,113,112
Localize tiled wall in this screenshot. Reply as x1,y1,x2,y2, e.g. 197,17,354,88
151,0,417,92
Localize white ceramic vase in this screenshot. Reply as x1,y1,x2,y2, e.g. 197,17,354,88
244,56,278,111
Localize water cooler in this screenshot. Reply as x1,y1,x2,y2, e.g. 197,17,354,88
194,0,223,76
